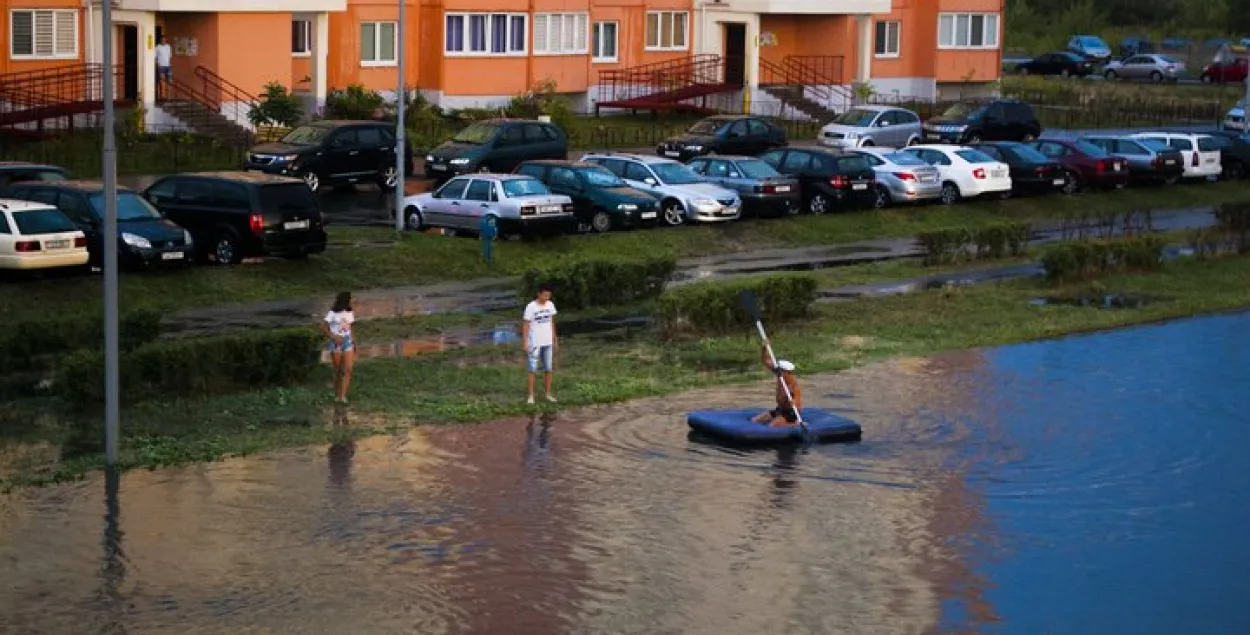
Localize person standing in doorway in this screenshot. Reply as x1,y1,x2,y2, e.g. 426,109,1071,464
154,36,172,100
322,291,356,404
521,285,558,405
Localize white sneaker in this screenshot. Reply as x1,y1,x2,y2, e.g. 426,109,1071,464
546,395,557,403
526,395,535,405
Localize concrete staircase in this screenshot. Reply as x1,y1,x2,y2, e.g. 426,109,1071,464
158,99,252,143
760,85,840,124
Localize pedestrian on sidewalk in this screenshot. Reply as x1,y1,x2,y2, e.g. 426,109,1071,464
521,285,558,405
480,215,497,265
322,291,356,404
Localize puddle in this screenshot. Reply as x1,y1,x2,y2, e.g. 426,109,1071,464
1030,294,1160,309
819,264,1046,300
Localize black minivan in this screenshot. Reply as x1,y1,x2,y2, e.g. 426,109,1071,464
759,148,877,214
424,119,567,181
920,99,1043,144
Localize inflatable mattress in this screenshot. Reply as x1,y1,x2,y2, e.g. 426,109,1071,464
687,408,862,445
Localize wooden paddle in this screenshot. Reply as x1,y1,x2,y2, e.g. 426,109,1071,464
738,290,808,436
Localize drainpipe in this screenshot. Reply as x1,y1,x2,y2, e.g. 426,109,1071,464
84,0,94,66
700,1,706,54
525,0,534,96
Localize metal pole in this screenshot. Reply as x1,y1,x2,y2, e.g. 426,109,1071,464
1244,70,1249,131
394,0,406,231
101,0,120,465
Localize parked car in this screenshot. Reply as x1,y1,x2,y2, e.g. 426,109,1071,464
245,120,413,193
514,160,660,232
0,162,68,188
819,105,922,149
686,155,801,217
968,141,1067,195
1163,129,1250,180
1017,52,1095,77
921,99,1042,144
581,153,740,225
850,147,943,206
1080,135,1185,184
425,119,567,182
0,199,88,271
656,115,786,161
1225,100,1247,132
401,174,575,236
758,147,877,213
1028,139,1130,192
899,145,1012,204
1068,35,1113,61
0,181,193,269
1103,54,1187,82
1201,56,1249,84
1128,132,1222,180
143,172,328,265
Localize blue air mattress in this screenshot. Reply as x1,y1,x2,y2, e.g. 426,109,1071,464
687,408,862,445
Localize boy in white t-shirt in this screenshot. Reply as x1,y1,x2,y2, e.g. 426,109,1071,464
521,285,558,405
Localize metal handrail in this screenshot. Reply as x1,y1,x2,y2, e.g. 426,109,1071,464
192,65,258,129
783,55,852,112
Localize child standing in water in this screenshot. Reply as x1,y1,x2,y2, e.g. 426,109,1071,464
322,291,355,404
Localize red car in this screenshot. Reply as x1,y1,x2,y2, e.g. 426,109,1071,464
1200,57,1248,84
1028,139,1130,193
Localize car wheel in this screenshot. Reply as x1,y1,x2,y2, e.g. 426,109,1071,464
1061,170,1081,194
939,182,960,205
872,185,890,209
860,139,875,147
808,192,831,215
1020,67,1029,75
214,233,241,265
301,171,321,193
1151,71,1163,83
1163,175,1180,186
404,205,424,231
661,199,685,226
378,165,398,189
1104,70,1118,80
590,208,613,233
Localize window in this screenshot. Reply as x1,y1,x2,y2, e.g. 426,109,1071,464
523,124,556,142
10,10,78,59
874,20,900,57
623,162,655,182
0,212,9,234
593,21,617,62
534,13,588,55
292,19,311,56
360,21,397,66
550,167,579,188
937,12,998,49
645,11,687,51
781,152,811,172
213,183,251,210
356,127,382,145
445,13,526,56
436,179,469,199
464,180,493,201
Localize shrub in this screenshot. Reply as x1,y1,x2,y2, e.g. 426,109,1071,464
916,222,1031,265
248,82,304,128
0,308,163,372
505,79,575,131
518,254,677,311
1040,236,1165,282
324,85,385,120
656,274,818,336
1214,203,1250,253
58,327,321,406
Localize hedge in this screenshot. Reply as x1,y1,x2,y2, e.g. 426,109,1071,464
58,327,321,406
916,222,1032,266
656,274,817,336
1040,237,1166,282
1215,203,1250,254
0,308,163,372
518,254,677,310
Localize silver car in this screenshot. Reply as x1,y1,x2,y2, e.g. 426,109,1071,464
1081,135,1185,184
819,105,922,148
582,152,741,226
686,155,801,217
401,174,575,235
1103,54,1187,82
851,147,942,206
1224,101,1246,132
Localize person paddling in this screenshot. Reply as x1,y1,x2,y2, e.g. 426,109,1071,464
751,340,802,427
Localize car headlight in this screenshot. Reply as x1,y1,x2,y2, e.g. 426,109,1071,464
425,154,434,162
691,197,717,208
121,232,151,249
449,158,470,166
183,230,194,245
279,154,298,162
617,203,638,211
686,145,703,152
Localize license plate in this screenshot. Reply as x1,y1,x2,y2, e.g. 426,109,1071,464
722,207,739,215
541,205,562,214
284,220,309,230
925,133,940,139
852,183,868,190
664,151,681,157
920,176,936,183
992,170,1006,178
46,239,69,249
1204,158,1215,163
773,185,790,192
640,211,656,219
1165,160,1175,165
1053,178,1064,185
161,252,184,260
1113,164,1121,171
430,164,446,170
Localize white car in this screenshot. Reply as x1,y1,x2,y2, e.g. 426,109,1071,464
0,199,88,270
401,174,575,236
900,144,1012,204
581,152,741,226
1128,132,1222,180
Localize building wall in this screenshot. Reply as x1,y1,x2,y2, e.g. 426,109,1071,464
327,0,419,96
0,0,85,75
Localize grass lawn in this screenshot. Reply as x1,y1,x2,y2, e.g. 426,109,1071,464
4,253,1249,488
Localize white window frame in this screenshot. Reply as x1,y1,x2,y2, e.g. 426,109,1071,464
592,20,618,63
874,20,900,58
292,18,311,57
10,9,78,60
360,21,397,67
533,13,588,56
644,11,688,52
937,12,999,50
444,12,528,57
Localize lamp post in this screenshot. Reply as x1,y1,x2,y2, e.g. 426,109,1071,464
100,0,120,464
394,0,406,231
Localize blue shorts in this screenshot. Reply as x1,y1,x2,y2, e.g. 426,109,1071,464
328,335,354,353
158,66,172,81
527,345,553,373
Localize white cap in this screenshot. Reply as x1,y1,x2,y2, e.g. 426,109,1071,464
776,360,795,372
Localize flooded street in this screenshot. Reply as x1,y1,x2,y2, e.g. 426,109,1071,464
3,312,1250,634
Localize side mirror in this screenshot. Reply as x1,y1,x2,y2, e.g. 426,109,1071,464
644,178,657,186
877,120,891,127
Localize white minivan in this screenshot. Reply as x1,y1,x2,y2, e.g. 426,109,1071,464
1129,132,1222,180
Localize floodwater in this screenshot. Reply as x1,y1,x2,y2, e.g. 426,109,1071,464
3,312,1250,634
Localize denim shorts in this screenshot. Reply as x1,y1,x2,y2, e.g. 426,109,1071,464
328,334,354,353
527,345,553,372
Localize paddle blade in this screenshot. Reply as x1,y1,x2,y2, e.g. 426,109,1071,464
738,290,763,323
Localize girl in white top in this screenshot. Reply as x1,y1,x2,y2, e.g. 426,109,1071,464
322,291,355,404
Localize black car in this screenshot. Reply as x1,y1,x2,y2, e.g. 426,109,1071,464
425,119,567,182
921,99,1043,144
656,115,787,161
244,120,414,194
0,161,68,187
686,155,801,217
1017,52,1095,77
0,180,193,269
1168,129,1250,180
759,147,876,214
143,172,328,265
514,160,659,233
968,141,1066,194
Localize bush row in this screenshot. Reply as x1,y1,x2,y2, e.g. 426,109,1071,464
1040,237,1166,282
59,327,321,406
916,222,1032,266
0,308,163,372
656,274,818,336
518,254,677,310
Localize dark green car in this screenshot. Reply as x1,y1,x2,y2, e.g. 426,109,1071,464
514,160,660,232
424,119,568,182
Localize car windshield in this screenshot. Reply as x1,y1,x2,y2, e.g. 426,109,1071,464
1073,140,1110,156
881,151,928,166
1061,52,1083,61
736,159,779,179
260,183,319,211
88,191,162,221
955,149,996,163
1008,144,1051,162
501,178,550,197
7,169,66,184
1157,55,1180,64
833,109,878,126
280,126,331,146
12,209,76,235
941,103,985,119
1138,138,1171,152
451,122,500,144
576,167,625,188
651,162,703,185
1080,36,1107,47
686,119,729,135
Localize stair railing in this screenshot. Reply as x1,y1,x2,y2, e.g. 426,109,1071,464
192,66,260,130
783,55,852,114
164,76,251,139
759,57,839,120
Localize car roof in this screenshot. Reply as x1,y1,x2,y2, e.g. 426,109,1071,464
169,171,304,185
701,114,754,121
19,179,133,192
971,140,1026,146
0,198,62,211
448,173,535,181
582,152,680,165
306,119,388,128
521,160,604,169
688,154,761,161
0,161,65,171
